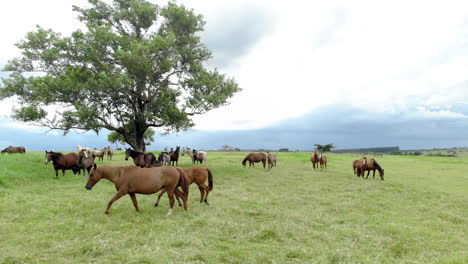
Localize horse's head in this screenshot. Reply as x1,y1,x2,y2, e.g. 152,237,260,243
79,149,88,159
379,169,384,180
85,163,102,190
45,151,53,164
125,148,131,160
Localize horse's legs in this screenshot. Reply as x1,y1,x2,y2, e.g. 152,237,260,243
373,169,376,179
129,193,140,212
198,185,205,203
55,169,59,179
155,189,167,206
200,184,210,205
62,169,66,176
366,170,370,179
166,188,176,216
174,188,187,210
105,189,127,214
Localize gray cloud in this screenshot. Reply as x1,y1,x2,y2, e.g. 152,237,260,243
202,6,274,68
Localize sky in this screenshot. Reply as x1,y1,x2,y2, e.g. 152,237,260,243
1,0,468,151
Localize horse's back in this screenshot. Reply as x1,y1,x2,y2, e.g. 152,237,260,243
125,166,180,194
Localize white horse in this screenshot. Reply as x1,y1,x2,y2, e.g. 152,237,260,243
77,145,92,158
161,153,171,166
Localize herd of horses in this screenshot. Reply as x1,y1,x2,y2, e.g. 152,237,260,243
3,144,385,216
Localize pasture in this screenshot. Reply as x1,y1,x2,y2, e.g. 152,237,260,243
0,151,466,264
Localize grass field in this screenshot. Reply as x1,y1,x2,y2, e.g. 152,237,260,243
0,151,466,264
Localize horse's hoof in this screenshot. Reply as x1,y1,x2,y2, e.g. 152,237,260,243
205,202,209,206
154,203,158,207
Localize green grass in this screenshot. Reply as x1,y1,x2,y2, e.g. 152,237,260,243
0,151,466,264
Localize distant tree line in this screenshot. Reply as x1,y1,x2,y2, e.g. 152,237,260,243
332,146,399,154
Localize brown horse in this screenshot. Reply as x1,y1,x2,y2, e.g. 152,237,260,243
155,166,214,206
1,146,26,154
242,152,266,168
125,148,158,168
105,146,114,160
320,155,327,169
267,153,277,169
85,164,189,216
310,149,320,170
358,158,384,180
169,146,180,166
77,149,95,175
353,159,362,176
91,148,107,162
45,151,80,179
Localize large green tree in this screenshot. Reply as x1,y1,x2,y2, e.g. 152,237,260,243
0,0,240,151
108,128,155,148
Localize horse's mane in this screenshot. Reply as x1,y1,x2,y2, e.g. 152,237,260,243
97,165,131,179
373,159,383,172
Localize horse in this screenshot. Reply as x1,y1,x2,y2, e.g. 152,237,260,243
181,147,191,156
1,146,26,154
242,152,266,168
155,166,214,207
319,155,327,169
105,146,114,160
353,159,362,176
235,148,240,152
267,153,277,169
158,152,171,166
91,148,107,162
358,158,384,180
77,149,95,175
169,146,180,166
85,164,189,216
310,149,320,170
125,148,159,168
76,145,91,155
45,151,80,179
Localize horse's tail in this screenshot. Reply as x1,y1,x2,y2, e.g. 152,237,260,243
206,168,213,191
176,167,189,198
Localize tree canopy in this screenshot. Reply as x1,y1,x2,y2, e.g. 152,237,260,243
314,144,335,153
0,0,241,151
108,128,155,147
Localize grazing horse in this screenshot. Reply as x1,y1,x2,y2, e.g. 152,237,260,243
242,152,266,168
267,153,277,169
125,148,158,168
319,155,327,169
105,146,114,160
77,149,95,175
169,146,180,166
1,146,26,154
155,166,214,207
358,158,384,180
353,159,362,176
310,149,320,170
45,151,80,179
85,164,189,216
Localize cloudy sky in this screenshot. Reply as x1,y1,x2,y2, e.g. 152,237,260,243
1,0,468,150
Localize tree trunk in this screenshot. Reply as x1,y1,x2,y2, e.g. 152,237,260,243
135,135,146,152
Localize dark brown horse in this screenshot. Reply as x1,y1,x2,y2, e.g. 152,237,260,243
1,146,26,154
125,148,158,168
77,149,95,175
242,152,266,168
267,153,277,169
85,164,189,216
320,155,327,169
358,158,384,180
155,166,214,206
45,151,80,179
353,159,362,176
310,149,320,170
169,146,180,166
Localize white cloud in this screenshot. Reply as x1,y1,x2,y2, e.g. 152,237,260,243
1,0,468,133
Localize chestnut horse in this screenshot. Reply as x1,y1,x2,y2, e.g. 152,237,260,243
125,148,157,168
358,158,384,180
310,149,320,170
1,146,26,154
45,151,80,179
353,159,362,176
320,155,327,169
85,164,189,216
267,153,277,169
155,166,214,206
242,152,266,168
